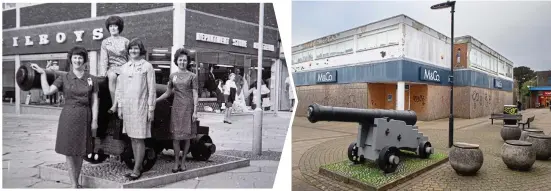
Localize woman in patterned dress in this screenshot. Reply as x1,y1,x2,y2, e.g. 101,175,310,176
116,39,156,180
31,47,99,188
156,48,199,172
100,16,129,113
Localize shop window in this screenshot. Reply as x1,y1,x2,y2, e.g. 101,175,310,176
2,61,16,103
148,48,172,85
547,77,551,84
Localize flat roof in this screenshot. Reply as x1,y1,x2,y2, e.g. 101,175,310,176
292,14,452,53
455,35,514,65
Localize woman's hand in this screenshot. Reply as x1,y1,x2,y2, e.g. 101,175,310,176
30,63,45,74
192,112,198,121
91,120,98,137
118,107,123,119
148,109,155,122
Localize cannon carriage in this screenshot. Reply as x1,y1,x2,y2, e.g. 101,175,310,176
15,64,216,172
307,103,433,173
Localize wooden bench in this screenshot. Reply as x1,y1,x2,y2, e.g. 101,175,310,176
490,113,522,125
518,115,535,130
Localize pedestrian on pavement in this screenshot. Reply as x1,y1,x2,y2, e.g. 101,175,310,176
285,76,295,112
30,46,99,189
215,79,225,110
224,73,237,124
156,48,198,173
116,38,156,180
101,15,130,114
517,100,522,112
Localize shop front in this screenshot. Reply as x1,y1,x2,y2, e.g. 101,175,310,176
2,8,173,113
3,4,289,115
183,8,287,113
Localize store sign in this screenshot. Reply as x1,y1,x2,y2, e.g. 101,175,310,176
232,39,247,48
494,79,503,89
195,32,274,51
253,42,275,52
9,29,104,47
544,92,551,96
316,70,337,83
196,33,230,45
3,10,173,56
419,67,441,82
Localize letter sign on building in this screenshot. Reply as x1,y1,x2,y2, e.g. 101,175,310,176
419,67,441,83
494,79,503,89
196,33,230,45
316,70,337,83
232,39,247,48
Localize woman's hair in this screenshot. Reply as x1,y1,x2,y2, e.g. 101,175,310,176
105,16,124,33
173,48,192,71
127,38,147,56
65,46,88,71
228,73,236,80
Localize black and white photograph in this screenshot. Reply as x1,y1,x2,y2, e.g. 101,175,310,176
2,2,293,189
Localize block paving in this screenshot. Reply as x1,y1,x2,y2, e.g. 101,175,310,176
293,108,551,191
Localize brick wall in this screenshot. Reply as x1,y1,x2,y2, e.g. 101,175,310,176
3,9,16,29
20,3,91,27
186,3,278,28
96,3,172,16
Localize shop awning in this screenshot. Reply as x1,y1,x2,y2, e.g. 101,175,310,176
529,86,551,91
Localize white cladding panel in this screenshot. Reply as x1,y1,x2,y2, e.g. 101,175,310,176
403,24,451,69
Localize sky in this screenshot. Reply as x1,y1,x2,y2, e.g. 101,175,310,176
292,1,551,71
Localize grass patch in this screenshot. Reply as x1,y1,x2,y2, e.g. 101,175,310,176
321,151,448,189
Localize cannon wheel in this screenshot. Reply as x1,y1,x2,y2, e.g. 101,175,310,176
83,150,108,164
121,146,158,172
347,142,365,164
378,146,400,173
191,135,214,161
418,141,432,159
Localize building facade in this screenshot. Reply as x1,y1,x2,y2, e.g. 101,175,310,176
529,70,551,108
2,3,292,115
291,15,514,121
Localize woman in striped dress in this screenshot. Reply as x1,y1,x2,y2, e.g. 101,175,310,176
116,39,156,180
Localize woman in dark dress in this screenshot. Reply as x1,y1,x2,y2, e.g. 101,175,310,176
215,79,225,110
156,48,199,172
31,47,99,188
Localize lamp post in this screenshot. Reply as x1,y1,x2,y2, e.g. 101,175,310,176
431,0,456,148
253,3,265,156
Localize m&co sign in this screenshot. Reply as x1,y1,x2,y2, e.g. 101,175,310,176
544,92,551,96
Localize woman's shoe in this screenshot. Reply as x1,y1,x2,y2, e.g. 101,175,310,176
172,165,181,173
128,172,142,181
180,164,187,172
76,185,83,189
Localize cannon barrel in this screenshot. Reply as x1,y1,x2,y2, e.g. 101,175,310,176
16,64,169,96
307,103,417,125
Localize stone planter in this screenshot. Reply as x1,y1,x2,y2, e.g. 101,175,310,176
520,129,544,141
526,134,551,160
501,140,536,171
449,142,483,176
501,125,522,141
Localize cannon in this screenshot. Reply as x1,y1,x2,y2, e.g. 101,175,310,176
15,64,216,172
307,103,433,173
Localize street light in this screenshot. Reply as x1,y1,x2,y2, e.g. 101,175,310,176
431,0,456,148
